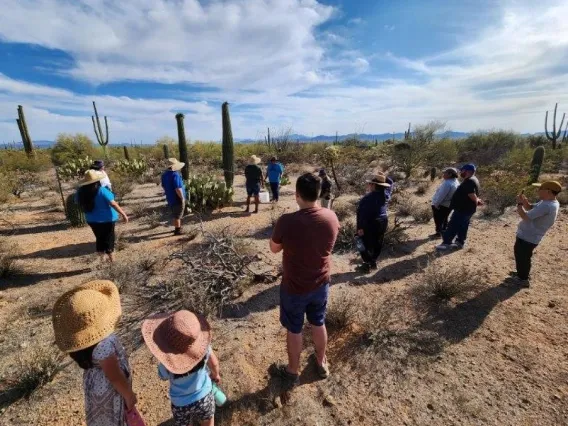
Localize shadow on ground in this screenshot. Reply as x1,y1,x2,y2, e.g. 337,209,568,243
0,222,68,237
20,242,93,260
0,268,92,290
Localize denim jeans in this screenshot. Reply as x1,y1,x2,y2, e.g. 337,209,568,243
514,237,538,280
442,211,473,245
269,182,280,201
432,205,451,234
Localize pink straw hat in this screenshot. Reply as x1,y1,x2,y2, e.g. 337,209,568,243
142,310,211,375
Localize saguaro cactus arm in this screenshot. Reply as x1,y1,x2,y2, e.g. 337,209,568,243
175,113,190,181
16,105,34,156
91,101,109,148
544,103,565,149
221,102,235,188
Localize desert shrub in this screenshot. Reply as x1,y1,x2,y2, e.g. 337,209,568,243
457,131,520,166
412,203,433,223
557,190,568,206
395,197,416,217
480,170,528,216
50,133,97,166
93,254,162,293
383,217,410,251
185,175,233,212
57,156,93,181
326,294,359,333
3,346,62,403
426,138,458,168
280,174,291,186
107,172,133,202
332,199,355,222
415,182,430,196
413,263,483,304
0,238,21,279
0,150,52,172
127,202,151,218
333,220,356,253
142,210,163,229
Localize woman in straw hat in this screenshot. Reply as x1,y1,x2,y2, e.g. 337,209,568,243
244,155,264,213
52,280,137,426
142,310,221,426
77,170,129,263
355,175,392,273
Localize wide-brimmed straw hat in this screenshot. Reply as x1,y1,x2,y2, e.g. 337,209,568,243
249,155,261,165
167,158,185,171
365,174,391,187
52,280,122,353
532,180,562,193
77,170,105,187
142,310,212,375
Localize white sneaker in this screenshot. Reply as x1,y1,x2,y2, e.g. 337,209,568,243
436,244,451,250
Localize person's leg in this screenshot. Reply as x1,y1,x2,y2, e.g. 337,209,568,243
440,206,451,231
359,228,375,266
432,206,442,234
270,182,279,202
286,331,303,375
174,218,181,229
306,284,330,377
515,237,537,280
372,217,388,264
279,286,305,376
253,185,260,213
441,212,459,245
455,213,472,246
245,190,251,212
89,223,106,260
105,222,116,262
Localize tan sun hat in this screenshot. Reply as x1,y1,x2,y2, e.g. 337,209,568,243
52,280,121,353
249,155,261,165
365,174,391,188
142,310,211,375
167,158,185,171
77,170,105,187
532,180,562,193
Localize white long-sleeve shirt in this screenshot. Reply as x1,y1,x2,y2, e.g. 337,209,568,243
431,178,459,208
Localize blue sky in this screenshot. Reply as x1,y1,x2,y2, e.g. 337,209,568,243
1,0,567,143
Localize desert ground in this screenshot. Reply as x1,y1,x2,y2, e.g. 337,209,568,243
0,171,567,426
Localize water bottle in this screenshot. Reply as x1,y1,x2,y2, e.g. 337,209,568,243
212,382,227,407
355,236,366,253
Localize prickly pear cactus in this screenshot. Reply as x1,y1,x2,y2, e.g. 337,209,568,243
66,193,86,227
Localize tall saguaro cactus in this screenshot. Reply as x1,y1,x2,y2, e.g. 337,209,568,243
404,122,411,140
123,145,130,160
529,146,545,184
544,103,565,149
16,105,34,157
91,101,109,157
221,102,235,188
175,113,189,180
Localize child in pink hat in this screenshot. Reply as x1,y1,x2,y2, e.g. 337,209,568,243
142,310,221,426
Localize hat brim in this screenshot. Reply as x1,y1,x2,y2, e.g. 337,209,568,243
142,313,211,375
169,162,185,171
365,180,391,187
77,174,105,187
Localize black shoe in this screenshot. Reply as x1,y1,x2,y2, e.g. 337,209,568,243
369,262,378,270
355,263,371,273
269,363,300,390
173,228,184,236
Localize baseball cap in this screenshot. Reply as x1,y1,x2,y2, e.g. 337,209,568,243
532,181,562,193
460,163,476,172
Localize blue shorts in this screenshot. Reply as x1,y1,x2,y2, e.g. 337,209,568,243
280,284,329,334
246,183,261,197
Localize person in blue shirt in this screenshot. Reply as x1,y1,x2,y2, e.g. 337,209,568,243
142,310,221,426
266,156,284,203
161,158,187,235
76,170,128,263
356,174,391,273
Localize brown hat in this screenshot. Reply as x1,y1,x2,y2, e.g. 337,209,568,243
142,310,211,375
532,181,562,193
52,280,122,353
77,170,105,187
365,174,391,188
167,158,185,171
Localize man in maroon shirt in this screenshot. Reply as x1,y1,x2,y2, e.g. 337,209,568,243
269,173,340,388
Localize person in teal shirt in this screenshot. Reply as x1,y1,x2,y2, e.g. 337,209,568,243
76,170,128,263
266,156,284,202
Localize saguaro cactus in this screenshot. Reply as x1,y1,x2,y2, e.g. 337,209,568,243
163,144,170,159
404,122,411,140
430,167,437,182
529,146,545,184
562,121,568,148
65,193,86,227
175,113,189,180
123,146,130,161
92,101,109,157
544,103,565,149
16,105,34,157
221,102,235,188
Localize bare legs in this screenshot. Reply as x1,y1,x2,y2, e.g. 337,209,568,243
245,196,260,213
285,324,328,375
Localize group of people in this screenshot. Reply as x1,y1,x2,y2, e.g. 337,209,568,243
60,163,562,425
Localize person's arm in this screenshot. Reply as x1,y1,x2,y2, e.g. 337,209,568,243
270,239,283,253
175,187,184,201
518,200,547,221
357,196,370,235
99,355,137,410
466,181,483,206
110,201,129,223
207,350,221,383
517,204,529,221
270,216,284,253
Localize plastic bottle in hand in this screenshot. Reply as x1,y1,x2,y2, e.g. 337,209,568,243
355,236,366,253
212,382,227,407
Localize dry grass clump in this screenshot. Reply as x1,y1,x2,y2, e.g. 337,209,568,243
127,201,151,218
415,181,430,196
92,253,163,293
141,209,163,229
557,190,568,206
411,203,433,223
331,199,355,222
2,346,63,404
0,237,22,279
383,217,410,251
325,294,359,333
332,220,356,254
413,262,483,304
395,197,416,217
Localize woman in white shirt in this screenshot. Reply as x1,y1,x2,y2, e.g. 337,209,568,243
430,167,459,238
90,160,112,190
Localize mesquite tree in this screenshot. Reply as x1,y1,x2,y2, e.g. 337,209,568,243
92,101,109,157
16,105,34,157
544,103,565,149
175,113,189,180
221,102,235,188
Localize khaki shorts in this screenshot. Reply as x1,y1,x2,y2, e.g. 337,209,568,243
170,201,185,220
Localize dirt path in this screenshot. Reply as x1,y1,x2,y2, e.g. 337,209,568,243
1,177,567,425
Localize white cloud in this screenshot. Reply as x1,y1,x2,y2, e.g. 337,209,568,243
1,1,568,143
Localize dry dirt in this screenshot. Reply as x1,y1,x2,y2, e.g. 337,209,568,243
0,174,567,426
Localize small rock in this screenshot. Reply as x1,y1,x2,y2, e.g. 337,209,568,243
427,403,434,411
323,394,337,407
548,301,556,308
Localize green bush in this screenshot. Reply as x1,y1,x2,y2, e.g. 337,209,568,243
457,131,521,166
107,172,134,202
113,158,148,178
480,170,529,216
0,150,52,172
51,134,97,166
185,175,234,212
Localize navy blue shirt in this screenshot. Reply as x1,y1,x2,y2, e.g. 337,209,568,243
161,170,186,206
357,189,388,230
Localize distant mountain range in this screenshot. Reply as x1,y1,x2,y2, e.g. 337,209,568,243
2,131,545,147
